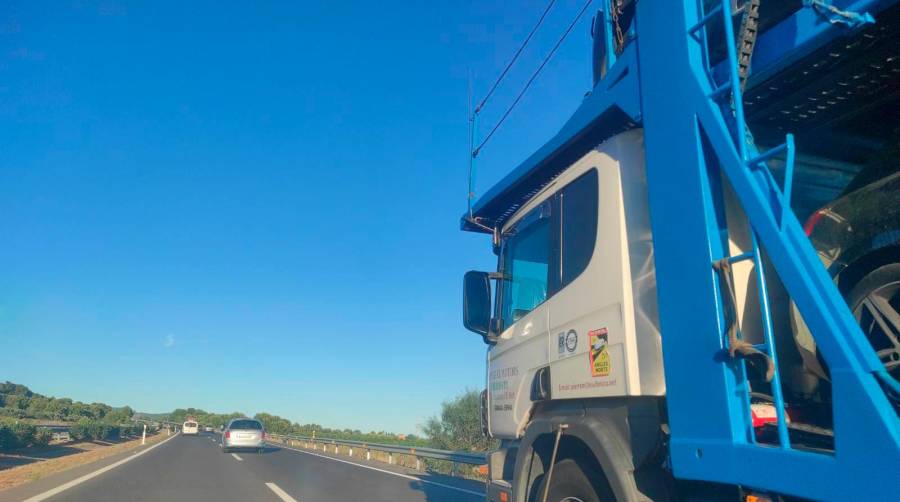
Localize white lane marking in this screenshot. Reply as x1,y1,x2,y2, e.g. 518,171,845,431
23,433,180,502
270,443,484,497
265,482,299,502
231,453,243,461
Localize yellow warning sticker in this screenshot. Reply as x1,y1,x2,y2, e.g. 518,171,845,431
588,328,610,377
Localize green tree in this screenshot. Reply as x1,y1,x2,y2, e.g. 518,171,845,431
422,389,495,452
254,413,292,434
105,406,134,424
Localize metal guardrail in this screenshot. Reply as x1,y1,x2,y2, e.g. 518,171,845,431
265,433,487,475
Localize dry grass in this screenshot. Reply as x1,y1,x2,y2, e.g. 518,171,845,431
0,432,168,492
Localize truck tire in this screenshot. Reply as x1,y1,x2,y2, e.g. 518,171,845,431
531,458,614,502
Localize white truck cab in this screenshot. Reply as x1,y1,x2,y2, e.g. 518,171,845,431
464,131,673,501
466,130,664,438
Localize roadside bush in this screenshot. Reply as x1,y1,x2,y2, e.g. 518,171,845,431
0,419,40,449
0,420,18,450
33,427,53,446
71,419,100,440
12,422,37,447
70,419,127,441
68,419,92,440
126,424,150,437
100,423,120,440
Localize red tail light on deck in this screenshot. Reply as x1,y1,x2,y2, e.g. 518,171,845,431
225,430,230,439
803,209,825,236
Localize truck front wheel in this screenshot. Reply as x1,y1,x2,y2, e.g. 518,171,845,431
531,458,613,502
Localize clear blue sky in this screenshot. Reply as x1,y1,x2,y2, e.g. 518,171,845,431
0,0,594,433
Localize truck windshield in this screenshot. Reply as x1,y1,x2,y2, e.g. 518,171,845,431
498,202,551,329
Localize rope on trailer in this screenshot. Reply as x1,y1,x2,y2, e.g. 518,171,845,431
713,258,775,382
609,0,626,55
803,0,875,29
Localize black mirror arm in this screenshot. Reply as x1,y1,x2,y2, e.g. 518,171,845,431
482,318,502,345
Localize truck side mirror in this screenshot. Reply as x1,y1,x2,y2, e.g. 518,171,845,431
463,271,492,336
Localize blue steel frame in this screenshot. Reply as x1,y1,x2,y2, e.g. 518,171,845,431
640,1,898,499
463,0,899,499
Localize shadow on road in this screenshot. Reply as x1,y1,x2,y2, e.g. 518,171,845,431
0,445,88,470
0,436,148,471
407,474,485,502
223,445,281,454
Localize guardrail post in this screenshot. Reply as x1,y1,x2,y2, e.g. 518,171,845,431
389,452,393,464
366,448,371,460
348,446,353,457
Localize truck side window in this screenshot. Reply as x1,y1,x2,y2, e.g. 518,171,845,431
499,202,551,329
559,169,598,287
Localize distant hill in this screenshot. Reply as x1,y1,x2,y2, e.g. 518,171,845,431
133,412,170,421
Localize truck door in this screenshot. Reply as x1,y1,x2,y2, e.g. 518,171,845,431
487,199,553,438
547,161,632,397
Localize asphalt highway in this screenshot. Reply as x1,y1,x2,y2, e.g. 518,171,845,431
0,432,485,502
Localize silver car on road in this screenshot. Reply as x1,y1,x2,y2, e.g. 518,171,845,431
222,418,266,453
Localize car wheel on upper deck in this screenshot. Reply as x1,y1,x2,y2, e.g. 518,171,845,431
847,263,900,378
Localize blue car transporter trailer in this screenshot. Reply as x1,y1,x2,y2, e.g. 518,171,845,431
463,1,899,499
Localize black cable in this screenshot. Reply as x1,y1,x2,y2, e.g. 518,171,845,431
473,0,593,158
474,0,559,116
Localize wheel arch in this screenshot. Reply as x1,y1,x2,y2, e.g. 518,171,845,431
837,243,900,297
511,399,668,502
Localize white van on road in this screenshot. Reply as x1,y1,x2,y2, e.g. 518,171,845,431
182,421,199,435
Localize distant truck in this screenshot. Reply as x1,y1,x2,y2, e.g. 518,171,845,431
460,1,899,501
